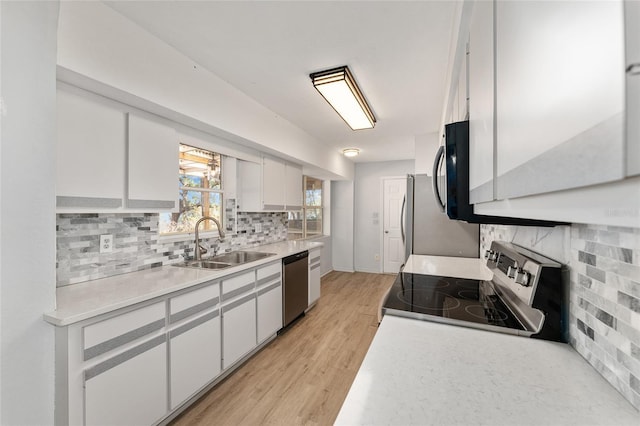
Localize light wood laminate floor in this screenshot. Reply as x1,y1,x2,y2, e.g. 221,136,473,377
171,271,395,426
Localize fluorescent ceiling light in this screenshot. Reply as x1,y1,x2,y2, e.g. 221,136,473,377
310,66,376,130
342,148,360,157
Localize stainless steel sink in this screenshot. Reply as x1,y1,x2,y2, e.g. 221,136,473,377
174,260,233,270
211,251,276,264
173,251,276,270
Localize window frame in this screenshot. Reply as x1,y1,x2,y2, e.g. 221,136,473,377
159,144,224,237
288,175,323,240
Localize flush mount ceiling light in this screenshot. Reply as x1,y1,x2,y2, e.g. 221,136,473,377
310,66,376,130
342,148,360,157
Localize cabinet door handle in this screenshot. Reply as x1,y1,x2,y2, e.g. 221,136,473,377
627,63,640,75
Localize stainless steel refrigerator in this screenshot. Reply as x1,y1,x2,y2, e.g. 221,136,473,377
403,174,479,259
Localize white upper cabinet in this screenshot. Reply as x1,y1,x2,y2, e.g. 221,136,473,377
468,0,495,203
262,156,286,209
495,0,625,199
285,163,303,210
237,157,303,212
625,0,640,177
57,84,179,212
127,113,178,210
57,85,126,209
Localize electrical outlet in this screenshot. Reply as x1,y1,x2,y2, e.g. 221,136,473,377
374,254,380,261
100,234,113,253
254,223,262,233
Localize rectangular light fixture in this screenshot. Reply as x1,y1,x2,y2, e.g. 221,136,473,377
310,66,376,130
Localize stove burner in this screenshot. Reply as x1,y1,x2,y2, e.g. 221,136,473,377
464,304,509,321
457,290,478,300
396,290,461,312
426,278,451,288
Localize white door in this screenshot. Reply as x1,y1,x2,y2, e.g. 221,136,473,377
383,178,406,273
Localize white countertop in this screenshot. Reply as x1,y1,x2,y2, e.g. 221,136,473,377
403,254,493,280
335,315,639,425
45,240,322,326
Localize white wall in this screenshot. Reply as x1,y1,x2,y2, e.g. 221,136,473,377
414,132,441,175
56,1,354,181
331,180,355,272
354,161,415,273
0,1,58,423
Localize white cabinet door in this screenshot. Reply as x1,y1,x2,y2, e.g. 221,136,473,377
238,157,303,212
256,262,282,342
56,85,125,209
308,248,321,306
495,0,625,199
237,160,262,212
221,271,257,369
83,301,167,426
169,283,221,409
257,285,282,343
84,339,167,426
626,0,640,177
222,296,257,369
468,0,495,203
285,163,303,210
262,156,286,210
128,113,178,210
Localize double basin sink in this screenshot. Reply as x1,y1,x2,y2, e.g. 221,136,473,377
175,250,276,270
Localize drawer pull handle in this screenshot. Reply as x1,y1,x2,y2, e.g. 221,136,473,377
627,63,640,75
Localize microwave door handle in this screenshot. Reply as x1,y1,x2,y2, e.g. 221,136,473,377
432,145,446,212
400,195,406,244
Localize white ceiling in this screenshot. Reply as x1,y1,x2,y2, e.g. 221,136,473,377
105,1,458,163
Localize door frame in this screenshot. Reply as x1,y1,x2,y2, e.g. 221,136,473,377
379,176,407,274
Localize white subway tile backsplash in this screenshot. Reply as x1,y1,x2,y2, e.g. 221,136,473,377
56,209,288,286
482,222,640,410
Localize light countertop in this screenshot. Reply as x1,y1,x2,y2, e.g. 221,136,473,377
45,240,322,326
403,254,493,280
335,315,639,425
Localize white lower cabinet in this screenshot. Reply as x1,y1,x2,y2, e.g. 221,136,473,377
221,270,257,369
54,257,296,425
257,262,283,343
222,296,257,369
85,341,167,426
308,248,321,306
81,301,167,426
169,283,221,410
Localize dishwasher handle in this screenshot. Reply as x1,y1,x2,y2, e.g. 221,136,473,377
283,250,309,265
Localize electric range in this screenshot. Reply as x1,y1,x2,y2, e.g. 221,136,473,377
383,241,568,342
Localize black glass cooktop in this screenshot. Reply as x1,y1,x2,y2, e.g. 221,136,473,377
383,273,525,331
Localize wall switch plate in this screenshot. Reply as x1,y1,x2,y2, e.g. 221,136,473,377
100,234,113,253
254,223,262,233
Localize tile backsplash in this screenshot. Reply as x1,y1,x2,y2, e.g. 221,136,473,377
481,223,640,410
56,209,287,286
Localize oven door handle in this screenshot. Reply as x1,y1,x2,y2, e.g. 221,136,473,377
432,145,446,213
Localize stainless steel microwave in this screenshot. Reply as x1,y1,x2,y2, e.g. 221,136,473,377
432,121,563,226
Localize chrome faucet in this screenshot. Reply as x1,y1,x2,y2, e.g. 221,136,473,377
194,216,225,260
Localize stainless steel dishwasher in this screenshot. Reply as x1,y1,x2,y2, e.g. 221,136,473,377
282,251,309,328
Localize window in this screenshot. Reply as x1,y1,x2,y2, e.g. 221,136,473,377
159,144,223,235
288,176,323,240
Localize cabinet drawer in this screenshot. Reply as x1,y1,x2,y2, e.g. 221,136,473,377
257,262,281,288
83,302,165,361
169,282,220,324
221,271,255,300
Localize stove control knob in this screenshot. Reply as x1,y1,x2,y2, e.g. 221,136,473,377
484,249,493,259
490,251,500,262
507,265,517,279
514,269,530,286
